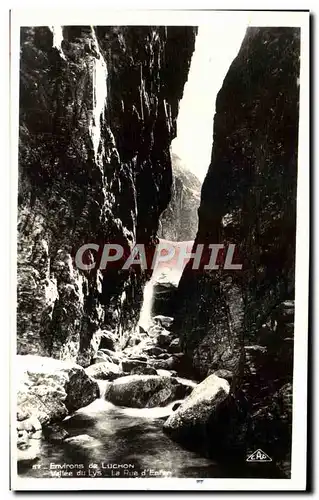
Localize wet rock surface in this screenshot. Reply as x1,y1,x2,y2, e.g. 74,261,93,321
85,361,120,381
105,374,190,408
42,424,70,443
16,354,99,464
163,375,230,444
17,355,99,426
17,26,196,364
173,28,300,477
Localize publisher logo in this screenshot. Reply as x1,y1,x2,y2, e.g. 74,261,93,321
246,449,272,462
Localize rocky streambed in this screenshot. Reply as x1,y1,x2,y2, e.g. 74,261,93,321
16,314,285,479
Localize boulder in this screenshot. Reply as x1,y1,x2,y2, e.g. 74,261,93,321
85,361,120,381
42,423,69,443
163,375,230,442
153,315,174,329
17,355,99,425
121,359,148,372
131,365,157,376
144,346,166,357
105,375,191,408
148,357,175,371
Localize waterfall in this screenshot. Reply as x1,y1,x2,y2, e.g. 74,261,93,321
97,380,110,399
49,26,66,60
138,279,155,331
89,26,108,161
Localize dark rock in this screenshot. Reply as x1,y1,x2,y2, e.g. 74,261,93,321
152,281,178,318
138,325,147,335
128,355,148,362
170,353,198,379
42,424,69,443
247,383,293,477
174,27,300,379
144,346,166,357
167,338,182,354
148,357,175,371
172,402,181,411
157,330,174,347
172,28,299,476
131,365,157,376
17,25,196,363
98,332,117,351
121,359,147,372
105,375,190,408
272,301,295,325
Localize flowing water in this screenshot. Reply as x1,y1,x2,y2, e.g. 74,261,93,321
18,396,225,479
18,392,280,479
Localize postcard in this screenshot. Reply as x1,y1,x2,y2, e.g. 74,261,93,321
10,9,309,491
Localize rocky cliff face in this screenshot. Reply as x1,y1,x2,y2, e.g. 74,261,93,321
173,27,300,474
159,153,201,241
17,25,196,365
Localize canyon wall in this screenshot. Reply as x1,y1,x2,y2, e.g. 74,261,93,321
159,153,201,241
17,25,196,365
174,27,300,474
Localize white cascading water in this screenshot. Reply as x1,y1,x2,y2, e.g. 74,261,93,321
49,26,66,60
96,380,110,399
138,278,156,331
89,26,108,161
137,240,190,331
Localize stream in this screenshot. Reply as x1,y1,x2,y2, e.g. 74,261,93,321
18,395,225,479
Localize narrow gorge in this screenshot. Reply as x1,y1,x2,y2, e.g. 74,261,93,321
16,24,300,481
